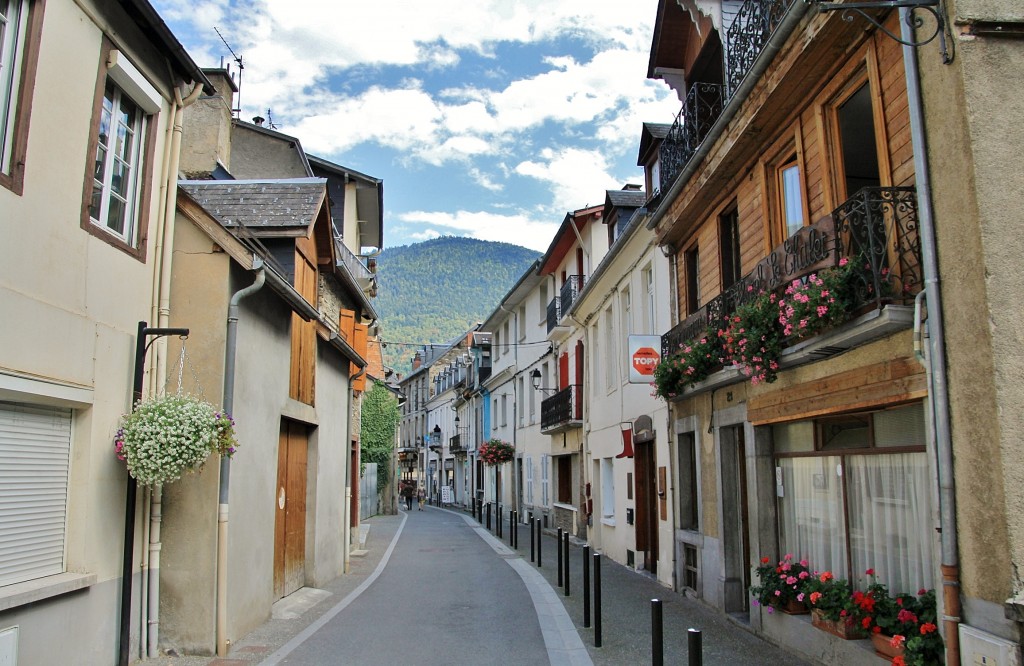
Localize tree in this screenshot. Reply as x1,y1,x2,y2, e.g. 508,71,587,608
360,381,399,497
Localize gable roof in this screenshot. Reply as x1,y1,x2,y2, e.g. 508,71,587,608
178,178,327,237
605,188,648,209
637,122,672,166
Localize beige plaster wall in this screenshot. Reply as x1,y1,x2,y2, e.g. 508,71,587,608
917,0,1024,613
0,0,181,658
229,127,309,180
180,72,234,177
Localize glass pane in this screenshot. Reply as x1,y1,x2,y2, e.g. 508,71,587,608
781,164,804,237
111,159,128,196
106,195,125,235
93,144,106,180
818,415,871,451
846,453,934,594
772,421,814,454
874,403,926,448
777,456,847,577
88,183,102,220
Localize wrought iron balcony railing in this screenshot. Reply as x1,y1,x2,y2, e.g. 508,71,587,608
725,0,796,97
547,297,560,333
659,83,726,193
449,434,463,453
559,275,584,319
540,385,583,431
662,187,921,358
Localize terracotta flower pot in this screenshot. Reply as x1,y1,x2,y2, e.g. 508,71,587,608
811,609,868,639
779,598,810,615
871,632,906,659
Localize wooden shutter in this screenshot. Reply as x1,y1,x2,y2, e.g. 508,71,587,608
290,251,317,405
350,323,368,392
0,402,72,587
339,308,355,343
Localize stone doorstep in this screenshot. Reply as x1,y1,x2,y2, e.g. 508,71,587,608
358,523,370,548
270,586,331,620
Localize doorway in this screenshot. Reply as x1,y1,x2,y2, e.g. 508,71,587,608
634,439,659,574
720,425,750,613
275,420,308,600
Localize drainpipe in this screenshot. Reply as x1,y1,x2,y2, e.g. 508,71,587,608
138,79,204,661
216,264,267,657
901,13,960,664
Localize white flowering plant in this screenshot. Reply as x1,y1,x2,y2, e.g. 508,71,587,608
115,394,238,486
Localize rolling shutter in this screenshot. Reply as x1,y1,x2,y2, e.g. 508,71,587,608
0,402,71,587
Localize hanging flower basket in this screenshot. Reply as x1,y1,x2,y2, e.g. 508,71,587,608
478,439,514,466
115,394,237,486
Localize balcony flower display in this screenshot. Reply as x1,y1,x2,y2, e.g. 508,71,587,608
653,327,722,398
478,438,514,466
720,289,785,384
778,259,857,341
750,554,811,612
115,394,238,486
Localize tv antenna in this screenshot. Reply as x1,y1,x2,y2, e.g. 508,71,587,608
215,27,243,118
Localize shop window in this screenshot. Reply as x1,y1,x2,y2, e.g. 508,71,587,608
678,432,699,530
557,455,572,504
773,403,933,594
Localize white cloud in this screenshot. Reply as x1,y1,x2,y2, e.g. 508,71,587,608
397,210,558,252
409,229,442,241
515,147,622,211
468,168,504,192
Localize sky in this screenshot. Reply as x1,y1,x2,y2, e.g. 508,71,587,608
153,0,682,253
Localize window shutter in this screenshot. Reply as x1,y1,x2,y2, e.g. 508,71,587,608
541,454,549,507
526,455,534,504
0,402,71,587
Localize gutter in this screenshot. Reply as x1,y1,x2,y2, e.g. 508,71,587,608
901,11,961,664
646,0,811,236
216,264,266,656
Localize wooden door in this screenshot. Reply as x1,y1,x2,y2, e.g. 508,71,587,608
274,421,307,600
634,441,659,574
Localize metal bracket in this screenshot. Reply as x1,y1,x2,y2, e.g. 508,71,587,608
810,0,952,64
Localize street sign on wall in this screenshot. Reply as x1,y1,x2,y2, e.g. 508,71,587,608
628,335,661,383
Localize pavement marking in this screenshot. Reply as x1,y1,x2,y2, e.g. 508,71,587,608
458,513,593,666
257,511,409,666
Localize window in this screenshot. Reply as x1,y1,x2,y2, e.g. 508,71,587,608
541,454,549,506
835,82,882,199
601,458,615,522
649,158,661,195
719,206,741,290
620,289,632,380
493,331,500,361
678,432,699,530
83,45,162,256
684,245,700,315
0,0,39,193
538,283,548,322
557,455,572,504
642,265,655,333
526,455,534,504
0,402,72,587
683,544,699,591
765,136,808,245
773,403,934,593
603,305,616,390
518,306,526,341
501,394,508,426
517,376,524,427
528,373,536,423
492,398,498,430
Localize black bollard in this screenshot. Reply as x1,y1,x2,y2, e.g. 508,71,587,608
688,628,702,666
486,503,491,531
537,519,542,568
497,504,503,538
563,530,570,597
530,518,535,562
583,546,591,628
512,511,518,548
594,553,602,647
652,599,663,666
557,528,563,587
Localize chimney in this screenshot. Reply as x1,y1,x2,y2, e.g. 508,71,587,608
252,115,265,126
179,67,238,177
412,352,422,371
623,183,642,191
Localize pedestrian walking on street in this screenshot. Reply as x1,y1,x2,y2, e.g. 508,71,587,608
401,483,414,511
417,488,425,510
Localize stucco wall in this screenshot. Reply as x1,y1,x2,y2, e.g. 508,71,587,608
918,0,1024,623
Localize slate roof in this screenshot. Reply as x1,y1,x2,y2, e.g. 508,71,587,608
179,178,327,234
606,188,647,209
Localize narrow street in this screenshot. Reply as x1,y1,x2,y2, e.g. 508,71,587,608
154,507,815,666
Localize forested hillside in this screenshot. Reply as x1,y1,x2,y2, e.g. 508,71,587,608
375,236,540,373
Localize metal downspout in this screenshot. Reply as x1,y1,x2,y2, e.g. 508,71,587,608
216,264,267,656
901,13,961,664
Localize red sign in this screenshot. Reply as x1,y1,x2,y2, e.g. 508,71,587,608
632,347,660,376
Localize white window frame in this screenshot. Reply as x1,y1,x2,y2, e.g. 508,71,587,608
88,78,147,245
643,265,655,334
541,454,549,507
525,455,534,504
0,0,28,172
603,305,616,392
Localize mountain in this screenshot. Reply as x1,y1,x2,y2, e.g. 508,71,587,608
374,236,540,374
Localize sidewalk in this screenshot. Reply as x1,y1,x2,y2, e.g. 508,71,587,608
143,507,810,665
